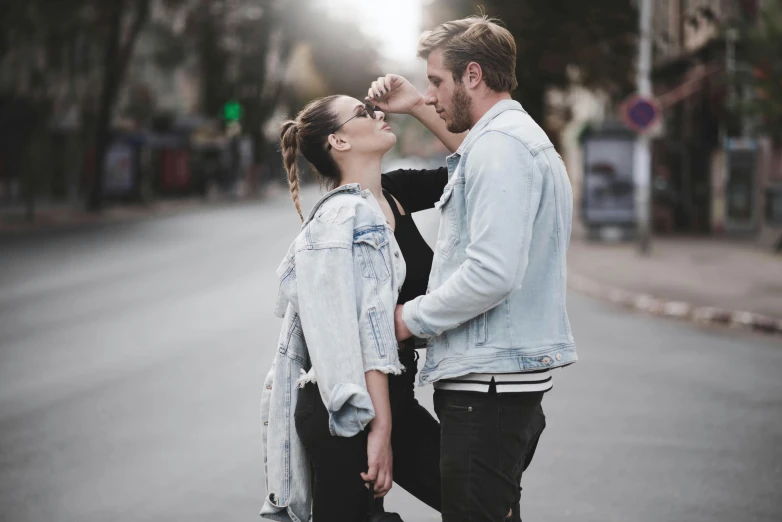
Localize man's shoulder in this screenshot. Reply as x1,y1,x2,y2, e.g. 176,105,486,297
472,110,552,156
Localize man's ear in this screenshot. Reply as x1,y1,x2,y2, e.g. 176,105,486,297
464,62,483,89
328,134,351,152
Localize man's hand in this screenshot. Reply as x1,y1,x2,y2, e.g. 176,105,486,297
366,74,424,115
394,305,413,341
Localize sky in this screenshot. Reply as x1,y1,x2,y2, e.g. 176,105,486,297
315,0,424,66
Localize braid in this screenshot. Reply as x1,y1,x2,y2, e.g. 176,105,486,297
278,96,343,218
280,120,304,222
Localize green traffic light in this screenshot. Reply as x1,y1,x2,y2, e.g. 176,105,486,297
223,101,242,121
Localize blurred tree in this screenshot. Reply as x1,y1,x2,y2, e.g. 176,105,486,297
181,0,299,182
186,1,229,118
125,82,158,125
733,0,782,144
298,8,384,100
232,0,297,169
183,0,382,181
87,0,153,211
2,0,198,211
0,0,99,215
1,0,385,206
423,0,638,134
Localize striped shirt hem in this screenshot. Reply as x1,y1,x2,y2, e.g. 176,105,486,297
433,370,553,393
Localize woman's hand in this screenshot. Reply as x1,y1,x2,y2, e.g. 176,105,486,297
367,73,466,153
367,74,425,115
361,425,393,497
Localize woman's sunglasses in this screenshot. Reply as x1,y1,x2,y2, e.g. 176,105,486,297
327,102,380,150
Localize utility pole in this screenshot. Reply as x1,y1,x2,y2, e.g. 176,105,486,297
634,0,653,254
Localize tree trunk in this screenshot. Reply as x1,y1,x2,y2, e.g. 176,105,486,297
87,0,150,212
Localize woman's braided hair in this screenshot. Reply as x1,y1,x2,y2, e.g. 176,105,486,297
279,95,343,221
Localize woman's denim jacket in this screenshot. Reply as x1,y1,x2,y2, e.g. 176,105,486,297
260,184,406,522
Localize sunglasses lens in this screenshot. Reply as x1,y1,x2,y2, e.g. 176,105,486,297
365,103,376,119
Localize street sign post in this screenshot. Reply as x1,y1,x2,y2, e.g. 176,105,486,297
630,0,654,254
621,95,661,134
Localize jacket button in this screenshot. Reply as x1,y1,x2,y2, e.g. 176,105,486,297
556,353,562,361
542,357,551,365
266,385,272,390
263,421,268,426
394,252,400,258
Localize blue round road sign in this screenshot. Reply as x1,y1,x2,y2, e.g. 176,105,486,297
621,95,660,133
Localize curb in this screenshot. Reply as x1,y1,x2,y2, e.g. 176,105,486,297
569,273,782,336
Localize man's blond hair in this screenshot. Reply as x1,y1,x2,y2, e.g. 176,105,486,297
418,15,518,93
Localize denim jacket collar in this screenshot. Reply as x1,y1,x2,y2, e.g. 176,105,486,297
454,99,527,156
302,183,364,226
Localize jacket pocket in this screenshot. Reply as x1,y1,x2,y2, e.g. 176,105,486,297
434,183,460,256
474,312,488,346
278,312,308,366
354,229,390,281
367,307,389,358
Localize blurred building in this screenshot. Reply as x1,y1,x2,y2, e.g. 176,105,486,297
550,0,781,249
0,0,315,204
648,0,781,247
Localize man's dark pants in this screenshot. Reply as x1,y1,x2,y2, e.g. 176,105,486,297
434,385,546,522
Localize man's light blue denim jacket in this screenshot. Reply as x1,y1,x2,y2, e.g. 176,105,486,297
402,100,577,384
260,184,405,522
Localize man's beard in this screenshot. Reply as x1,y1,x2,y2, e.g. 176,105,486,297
446,80,473,134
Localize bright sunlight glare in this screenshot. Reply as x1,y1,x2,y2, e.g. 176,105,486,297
316,0,423,66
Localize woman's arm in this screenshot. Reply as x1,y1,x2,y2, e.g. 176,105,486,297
295,210,399,495
361,370,393,498
382,167,449,213
295,242,377,437
367,74,466,154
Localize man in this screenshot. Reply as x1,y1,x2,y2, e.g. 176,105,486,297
380,16,577,521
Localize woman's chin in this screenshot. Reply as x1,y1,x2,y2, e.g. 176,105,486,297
370,134,397,155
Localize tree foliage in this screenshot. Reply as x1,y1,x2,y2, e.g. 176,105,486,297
424,0,638,129
297,8,383,101
734,0,782,143
0,0,383,206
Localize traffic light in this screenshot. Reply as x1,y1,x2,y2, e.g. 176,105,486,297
223,100,242,122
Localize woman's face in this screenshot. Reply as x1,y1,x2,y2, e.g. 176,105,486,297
329,96,396,156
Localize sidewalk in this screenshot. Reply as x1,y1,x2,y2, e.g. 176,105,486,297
567,237,782,335
0,186,279,235
0,199,213,234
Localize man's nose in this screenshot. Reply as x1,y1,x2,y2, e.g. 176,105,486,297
424,86,437,106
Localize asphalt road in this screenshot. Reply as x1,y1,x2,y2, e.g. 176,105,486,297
0,188,780,522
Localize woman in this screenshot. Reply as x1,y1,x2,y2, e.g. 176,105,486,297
261,77,463,522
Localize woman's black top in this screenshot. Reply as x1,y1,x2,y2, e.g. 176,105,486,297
380,167,449,305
